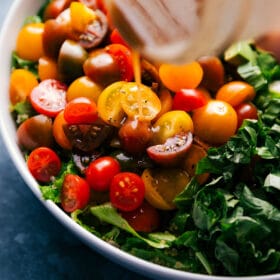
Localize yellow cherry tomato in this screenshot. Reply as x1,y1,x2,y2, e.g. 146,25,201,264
159,61,203,92
152,110,194,144
142,168,190,210
120,82,161,121
192,100,237,145
9,69,38,105
97,81,127,127
38,56,59,81
67,76,103,103
216,81,255,107
16,22,45,61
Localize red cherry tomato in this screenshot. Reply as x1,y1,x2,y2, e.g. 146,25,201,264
110,172,145,212
61,174,90,213
105,44,134,82
64,97,98,124
30,79,67,118
110,28,129,47
172,88,207,112
121,201,160,233
27,147,61,183
86,156,121,191
235,102,258,129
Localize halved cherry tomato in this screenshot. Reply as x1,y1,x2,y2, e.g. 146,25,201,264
38,56,59,81
17,115,54,151
97,81,127,127
121,200,160,233
61,174,91,213
192,100,237,145
120,82,161,121
235,102,258,129
159,61,203,92
64,97,98,124
118,118,152,155
172,88,208,112
16,22,45,61
110,172,145,211
9,69,38,105
152,110,194,145
110,28,129,47
66,76,103,103
216,81,255,107
30,79,67,118
141,168,190,210
105,44,134,82
86,156,121,191
27,147,61,183
147,132,193,166
53,111,72,150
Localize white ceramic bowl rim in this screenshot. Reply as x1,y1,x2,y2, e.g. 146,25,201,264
0,1,279,279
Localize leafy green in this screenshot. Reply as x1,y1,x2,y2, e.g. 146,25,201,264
10,101,36,125
11,52,38,77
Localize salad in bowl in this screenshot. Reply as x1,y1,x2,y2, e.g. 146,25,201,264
0,0,280,279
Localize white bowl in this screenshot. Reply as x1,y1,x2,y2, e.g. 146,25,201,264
0,1,279,280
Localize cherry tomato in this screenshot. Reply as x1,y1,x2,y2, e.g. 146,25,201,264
66,76,103,103
147,132,193,166
118,118,152,155
198,56,225,92
61,174,91,213
97,81,127,127
38,56,59,81
110,28,129,47
216,81,255,107
110,172,145,212
86,156,121,191
192,100,237,145
141,168,190,210
64,97,98,124
43,0,72,20
120,82,162,121
16,23,45,61
152,110,194,145
105,44,134,82
27,147,61,183
121,201,160,233
53,111,72,150
9,69,38,105
235,102,258,129
172,88,208,112
159,62,203,92
30,79,67,118
154,88,173,121
17,115,53,151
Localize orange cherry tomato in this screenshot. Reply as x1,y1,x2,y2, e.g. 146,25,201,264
192,100,238,145
159,61,203,92
216,81,255,107
9,69,38,105
38,56,59,81
27,147,61,183
16,23,45,61
53,111,72,150
66,76,103,103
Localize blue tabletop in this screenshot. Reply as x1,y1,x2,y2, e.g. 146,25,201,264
0,2,149,279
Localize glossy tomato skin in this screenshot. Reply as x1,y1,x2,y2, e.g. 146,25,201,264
43,0,72,20
30,79,67,118
61,174,90,213
86,156,121,191
27,147,61,183
121,201,160,232
63,97,98,124
110,172,145,212
17,114,54,151
235,102,258,129
172,88,207,112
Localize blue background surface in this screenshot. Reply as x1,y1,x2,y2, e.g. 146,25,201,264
0,1,149,279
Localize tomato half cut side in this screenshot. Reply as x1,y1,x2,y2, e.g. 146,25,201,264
61,174,90,213
30,79,67,118
27,147,61,183
110,172,145,212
